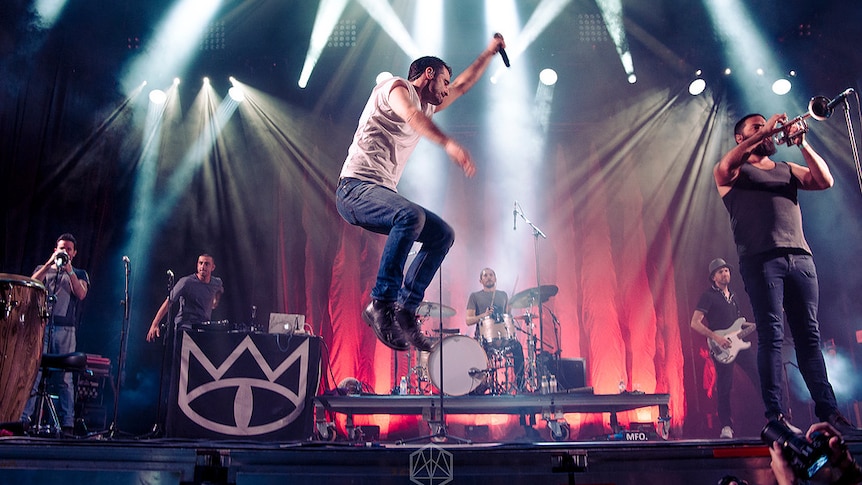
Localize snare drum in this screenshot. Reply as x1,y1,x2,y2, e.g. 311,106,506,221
426,335,488,396
479,314,517,347
0,274,47,423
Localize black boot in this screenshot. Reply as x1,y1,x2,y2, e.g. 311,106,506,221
362,300,409,351
393,306,433,352
827,411,862,439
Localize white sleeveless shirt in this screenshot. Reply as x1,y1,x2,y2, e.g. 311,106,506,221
339,77,435,191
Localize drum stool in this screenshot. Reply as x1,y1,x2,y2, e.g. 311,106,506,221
30,352,88,437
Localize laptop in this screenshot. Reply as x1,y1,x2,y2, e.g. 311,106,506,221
268,313,306,335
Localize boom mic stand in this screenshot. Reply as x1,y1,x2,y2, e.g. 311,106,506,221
836,93,862,195
400,265,470,444
514,202,548,360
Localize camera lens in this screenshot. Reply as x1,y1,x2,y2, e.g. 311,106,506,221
761,420,830,480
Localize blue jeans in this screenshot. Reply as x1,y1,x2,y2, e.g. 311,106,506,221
739,251,838,422
336,178,454,311
22,325,77,428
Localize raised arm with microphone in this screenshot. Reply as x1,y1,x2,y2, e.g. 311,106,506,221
494,33,510,67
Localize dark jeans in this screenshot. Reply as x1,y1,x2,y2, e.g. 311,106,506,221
714,344,759,428
739,251,838,421
336,178,454,311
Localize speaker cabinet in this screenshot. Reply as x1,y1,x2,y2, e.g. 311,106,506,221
555,358,586,390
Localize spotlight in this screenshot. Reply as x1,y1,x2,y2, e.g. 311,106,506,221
149,89,167,105
772,78,792,95
723,68,732,76
228,86,245,102
203,77,210,85
627,73,637,84
375,71,393,85
539,68,558,86
688,78,706,96
173,77,181,85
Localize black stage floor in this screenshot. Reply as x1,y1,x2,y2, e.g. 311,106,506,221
1,392,858,484
4,434,854,485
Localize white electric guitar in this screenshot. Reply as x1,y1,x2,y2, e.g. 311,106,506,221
708,317,756,365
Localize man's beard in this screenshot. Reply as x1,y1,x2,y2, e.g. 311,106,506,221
752,137,777,157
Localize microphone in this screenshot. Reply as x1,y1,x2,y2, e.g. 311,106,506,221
469,368,491,377
122,255,130,264
166,269,174,280
513,201,518,230
826,88,855,111
494,33,509,68
55,251,69,267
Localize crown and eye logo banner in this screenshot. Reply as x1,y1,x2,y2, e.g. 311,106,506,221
166,331,322,440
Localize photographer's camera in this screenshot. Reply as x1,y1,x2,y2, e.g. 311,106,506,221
762,419,831,480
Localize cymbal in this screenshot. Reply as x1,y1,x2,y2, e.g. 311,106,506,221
509,285,559,308
416,301,457,318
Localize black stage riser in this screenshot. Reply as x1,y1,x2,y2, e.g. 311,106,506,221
2,439,858,484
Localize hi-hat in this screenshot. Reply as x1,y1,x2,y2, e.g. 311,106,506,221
416,301,456,318
512,313,538,320
509,285,559,308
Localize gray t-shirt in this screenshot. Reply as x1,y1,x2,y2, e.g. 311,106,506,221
35,265,90,326
170,274,224,325
339,76,435,191
466,290,508,339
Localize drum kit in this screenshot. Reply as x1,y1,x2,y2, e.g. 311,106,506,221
401,284,560,397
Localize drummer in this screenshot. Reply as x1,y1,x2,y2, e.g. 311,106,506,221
465,268,525,391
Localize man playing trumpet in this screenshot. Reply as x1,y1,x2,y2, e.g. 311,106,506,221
714,112,859,437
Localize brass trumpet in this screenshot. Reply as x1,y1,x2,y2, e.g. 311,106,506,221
766,96,832,146
768,89,853,146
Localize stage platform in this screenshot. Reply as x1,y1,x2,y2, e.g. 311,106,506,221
1,391,859,484
3,433,859,484
314,389,672,441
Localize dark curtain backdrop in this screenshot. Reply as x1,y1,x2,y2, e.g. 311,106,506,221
3,0,862,439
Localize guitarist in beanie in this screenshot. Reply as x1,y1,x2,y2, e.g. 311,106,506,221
691,258,759,439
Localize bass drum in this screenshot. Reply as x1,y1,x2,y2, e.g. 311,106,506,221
426,335,488,396
0,274,47,423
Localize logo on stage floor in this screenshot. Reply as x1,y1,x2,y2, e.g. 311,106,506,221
178,333,310,436
410,444,453,485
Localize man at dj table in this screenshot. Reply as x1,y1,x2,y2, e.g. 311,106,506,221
146,253,224,342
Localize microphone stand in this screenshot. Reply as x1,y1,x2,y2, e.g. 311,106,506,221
514,203,548,357
145,271,174,438
31,267,59,436
103,258,132,439
837,96,862,196
400,265,469,444
546,308,563,360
